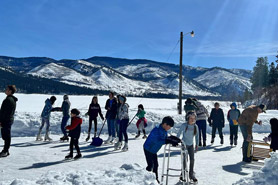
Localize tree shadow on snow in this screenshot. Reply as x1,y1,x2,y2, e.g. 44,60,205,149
222,162,250,176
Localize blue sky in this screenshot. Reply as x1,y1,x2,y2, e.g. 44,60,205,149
0,0,277,70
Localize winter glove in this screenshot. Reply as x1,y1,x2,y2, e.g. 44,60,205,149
85,112,89,117
168,135,181,143
165,136,180,146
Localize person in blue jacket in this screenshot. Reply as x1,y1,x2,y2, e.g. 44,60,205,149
143,116,180,183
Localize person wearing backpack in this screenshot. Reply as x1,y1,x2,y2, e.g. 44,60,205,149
177,111,199,183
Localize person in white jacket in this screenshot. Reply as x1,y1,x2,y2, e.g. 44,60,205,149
177,111,199,183
114,95,129,151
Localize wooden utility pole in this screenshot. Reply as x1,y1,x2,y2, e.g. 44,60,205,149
179,32,183,114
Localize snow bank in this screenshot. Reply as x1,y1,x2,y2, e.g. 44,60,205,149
234,153,278,185
2,164,157,185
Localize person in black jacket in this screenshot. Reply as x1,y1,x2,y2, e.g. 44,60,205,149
85,96,104,141
104,92,118,144
65,109,83,160
209,102,225,144
0,85,18,157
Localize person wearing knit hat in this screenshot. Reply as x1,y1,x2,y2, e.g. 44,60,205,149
65,108,82,160
177,111,199,182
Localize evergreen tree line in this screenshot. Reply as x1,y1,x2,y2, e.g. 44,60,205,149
240,52,278,109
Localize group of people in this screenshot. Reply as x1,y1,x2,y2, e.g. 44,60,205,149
35,91,148,158
1,85,278,184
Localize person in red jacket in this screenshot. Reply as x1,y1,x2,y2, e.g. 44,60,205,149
65,109,82,160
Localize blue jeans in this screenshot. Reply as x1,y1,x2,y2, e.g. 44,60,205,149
196,120,207,142
119,119,129,143
40,117,50,132
107,119,115,137
240,125,251,160
61,116,70,136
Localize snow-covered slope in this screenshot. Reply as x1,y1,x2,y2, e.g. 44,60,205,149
194,68,252,94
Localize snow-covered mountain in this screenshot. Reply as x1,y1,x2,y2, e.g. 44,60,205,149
0,56,252,99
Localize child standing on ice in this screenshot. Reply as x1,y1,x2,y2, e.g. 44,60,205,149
65,108,83,160
143,116,180,183
264,118,278,152
177,111,199,183
135,104,147,139
227,102,240,146
85,96,104,141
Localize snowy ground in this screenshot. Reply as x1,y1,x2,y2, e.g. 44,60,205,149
0,93,277,185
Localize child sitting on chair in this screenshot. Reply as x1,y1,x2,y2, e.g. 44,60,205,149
264,118,278,152
177,111,199,183
143,116,180,183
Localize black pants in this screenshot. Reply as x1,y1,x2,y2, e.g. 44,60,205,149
144,148,159,179
229,125,238,141
119,119,129,143
70,137,80,155
1,124,12,152
88,117,97,134
212,126,223,139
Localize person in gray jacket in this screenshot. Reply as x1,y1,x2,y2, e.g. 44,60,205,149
114,95,129,151
177,111,199,183
60,95,71,141
195,100,209,147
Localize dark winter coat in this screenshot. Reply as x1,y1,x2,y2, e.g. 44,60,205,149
88,103,104,119
209,108,225,127
41,99,53,119
144,124,168,154
61,99,71,117
0,95,18,126
66,116,82,139
238,105,259,135
105,98,118,119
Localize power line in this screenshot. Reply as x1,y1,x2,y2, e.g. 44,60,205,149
166,39,180,62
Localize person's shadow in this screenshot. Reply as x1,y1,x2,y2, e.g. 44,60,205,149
222,162,253,175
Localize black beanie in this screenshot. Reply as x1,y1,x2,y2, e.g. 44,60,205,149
71,108,80,116
50,96,56,104
162,116,174,127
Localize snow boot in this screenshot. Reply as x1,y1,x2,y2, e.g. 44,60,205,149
114,141,122,150
74,154,82,160
211,138,214,144
199,141,202,147
203,140,206,147
44,132,52,141
60,136,69,142
104,136,112,144
122,143,128,151
65,153,73,159
135,131,140,138
142,135,147,139
36,129,43,141
85,132,90,142
0,150,9,158
234,139,237,146
230,138,233,146
220,138,224,145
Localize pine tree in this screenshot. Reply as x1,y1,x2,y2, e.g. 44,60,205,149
251,57,269,90
269,62,277,86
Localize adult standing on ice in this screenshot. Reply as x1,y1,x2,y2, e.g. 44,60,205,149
209,102,225,144
0,85,18,157
114,95,129,151
238,104,266,163
36,96,57,141
59,95,71,141
104,92,118,144
195,100,209,147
